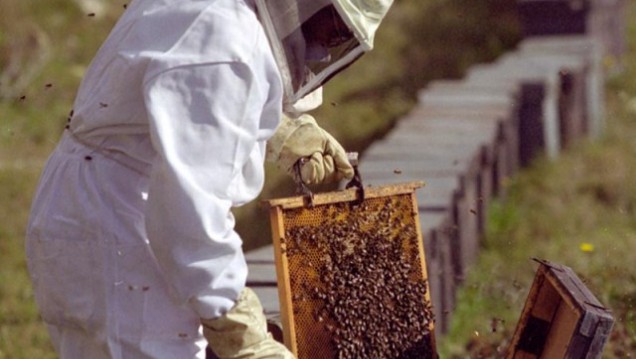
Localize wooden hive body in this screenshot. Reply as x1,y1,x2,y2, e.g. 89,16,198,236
508,259,614,358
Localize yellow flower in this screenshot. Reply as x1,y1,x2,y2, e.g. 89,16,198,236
580,243,595,253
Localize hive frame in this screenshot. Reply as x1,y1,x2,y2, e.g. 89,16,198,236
264,181,435,358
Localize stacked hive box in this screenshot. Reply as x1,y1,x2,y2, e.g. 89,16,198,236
355,31,607,334
517,0,627,67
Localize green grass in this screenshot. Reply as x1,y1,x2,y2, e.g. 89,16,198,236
0,168,57,358
437,3,636,356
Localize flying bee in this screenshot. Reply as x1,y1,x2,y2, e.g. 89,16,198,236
491,317,504,333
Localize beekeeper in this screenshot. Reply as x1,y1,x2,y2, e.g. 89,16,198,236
25,0,392,358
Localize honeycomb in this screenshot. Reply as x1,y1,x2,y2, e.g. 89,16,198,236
266,182,436,359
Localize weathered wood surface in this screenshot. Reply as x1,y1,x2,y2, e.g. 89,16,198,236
507,260,614,358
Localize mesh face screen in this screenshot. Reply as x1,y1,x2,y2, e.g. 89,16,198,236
274,192,436,358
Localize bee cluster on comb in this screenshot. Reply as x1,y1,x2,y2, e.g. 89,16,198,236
277,190,437,359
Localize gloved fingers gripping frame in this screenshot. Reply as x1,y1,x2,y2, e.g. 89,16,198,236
293,152,364,208
255,0,366,110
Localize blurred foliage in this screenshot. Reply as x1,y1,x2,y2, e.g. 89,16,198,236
0,0,128,160
321,0,521,149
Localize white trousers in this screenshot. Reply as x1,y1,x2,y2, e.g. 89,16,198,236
26,134,207,358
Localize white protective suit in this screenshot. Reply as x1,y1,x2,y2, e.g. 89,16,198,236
25,0,393,357
26,0,281,357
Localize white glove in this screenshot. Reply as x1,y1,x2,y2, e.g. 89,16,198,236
266,114,354,185
201,288,295,359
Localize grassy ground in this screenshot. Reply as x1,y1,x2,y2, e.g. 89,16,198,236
0,2,124,356
437,3,636,357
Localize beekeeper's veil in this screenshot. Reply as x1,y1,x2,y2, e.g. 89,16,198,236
255,0,393,112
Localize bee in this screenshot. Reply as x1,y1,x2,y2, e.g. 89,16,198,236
490,317,504,333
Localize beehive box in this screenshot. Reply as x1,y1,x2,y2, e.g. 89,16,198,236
264,181,437,359
507,259,614,358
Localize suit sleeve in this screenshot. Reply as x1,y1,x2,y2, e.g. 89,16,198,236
142,61,268,319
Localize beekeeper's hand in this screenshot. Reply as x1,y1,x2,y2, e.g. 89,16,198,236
266,114,354,185
201,288,295,359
